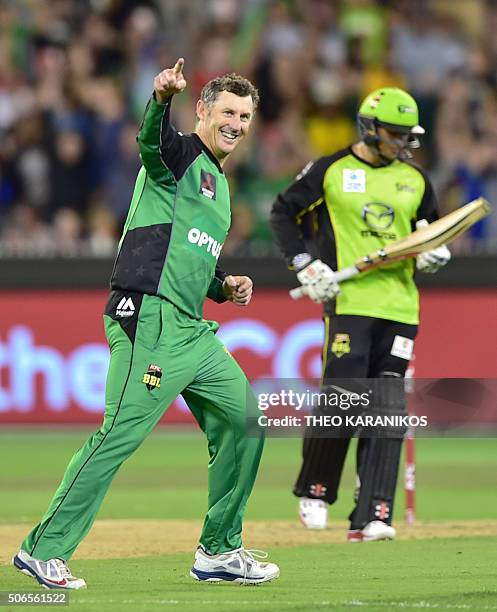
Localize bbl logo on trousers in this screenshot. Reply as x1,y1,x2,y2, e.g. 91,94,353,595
142,364,162,390
331,333,351,358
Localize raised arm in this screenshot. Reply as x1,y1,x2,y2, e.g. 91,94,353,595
137,58,188,182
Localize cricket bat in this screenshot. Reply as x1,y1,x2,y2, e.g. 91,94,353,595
290,197,491,300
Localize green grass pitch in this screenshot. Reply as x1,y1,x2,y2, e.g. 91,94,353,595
1,428,497,611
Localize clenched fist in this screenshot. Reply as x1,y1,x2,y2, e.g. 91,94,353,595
222,275,253,307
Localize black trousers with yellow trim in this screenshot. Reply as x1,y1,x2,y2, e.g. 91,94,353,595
293,314,417,528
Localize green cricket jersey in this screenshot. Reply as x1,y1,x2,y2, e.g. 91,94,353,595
271,147,438,325
110,95,230,319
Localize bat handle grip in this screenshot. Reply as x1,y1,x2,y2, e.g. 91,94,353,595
334,266,360,282
290,286,306,300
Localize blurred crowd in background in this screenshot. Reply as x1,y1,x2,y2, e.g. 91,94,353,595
1,0,497,258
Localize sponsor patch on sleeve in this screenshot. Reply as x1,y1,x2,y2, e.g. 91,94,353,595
390,335,414,360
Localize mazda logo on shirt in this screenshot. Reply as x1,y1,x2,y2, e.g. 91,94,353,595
362,203,395,230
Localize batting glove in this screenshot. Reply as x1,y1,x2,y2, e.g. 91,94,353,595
415,219,451,273
295,257,340,303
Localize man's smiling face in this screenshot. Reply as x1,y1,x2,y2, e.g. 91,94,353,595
195,90,254,164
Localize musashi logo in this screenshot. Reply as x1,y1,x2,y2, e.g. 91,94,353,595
142,364,162,390
115,297,135,318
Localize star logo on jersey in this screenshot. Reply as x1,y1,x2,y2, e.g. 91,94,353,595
331,333,350,359
199,170,217,200
362,202,395,230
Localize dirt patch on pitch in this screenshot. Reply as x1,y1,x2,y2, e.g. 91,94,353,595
2,519,497,563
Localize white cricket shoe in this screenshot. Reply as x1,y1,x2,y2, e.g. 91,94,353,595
347,520,396,542
12,550,87,589
190,546,279,585
299,497,328,529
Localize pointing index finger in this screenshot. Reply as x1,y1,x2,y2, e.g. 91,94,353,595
173,58,184,74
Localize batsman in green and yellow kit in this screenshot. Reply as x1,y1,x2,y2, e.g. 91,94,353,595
14,59,280,588
271,87,451,541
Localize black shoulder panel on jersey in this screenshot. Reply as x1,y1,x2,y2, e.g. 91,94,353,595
139,96,221,183
270,148,351,266
406,161,439,223
110,223,172,295
159,113,205,182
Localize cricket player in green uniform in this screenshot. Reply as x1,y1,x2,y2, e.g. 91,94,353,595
14,59,279,587
271,88,451,541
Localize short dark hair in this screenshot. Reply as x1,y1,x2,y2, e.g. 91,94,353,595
200,73,259,110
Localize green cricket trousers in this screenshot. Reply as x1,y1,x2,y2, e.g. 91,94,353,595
22,291,264,560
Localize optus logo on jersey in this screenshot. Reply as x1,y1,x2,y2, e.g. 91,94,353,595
187,228,223,259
